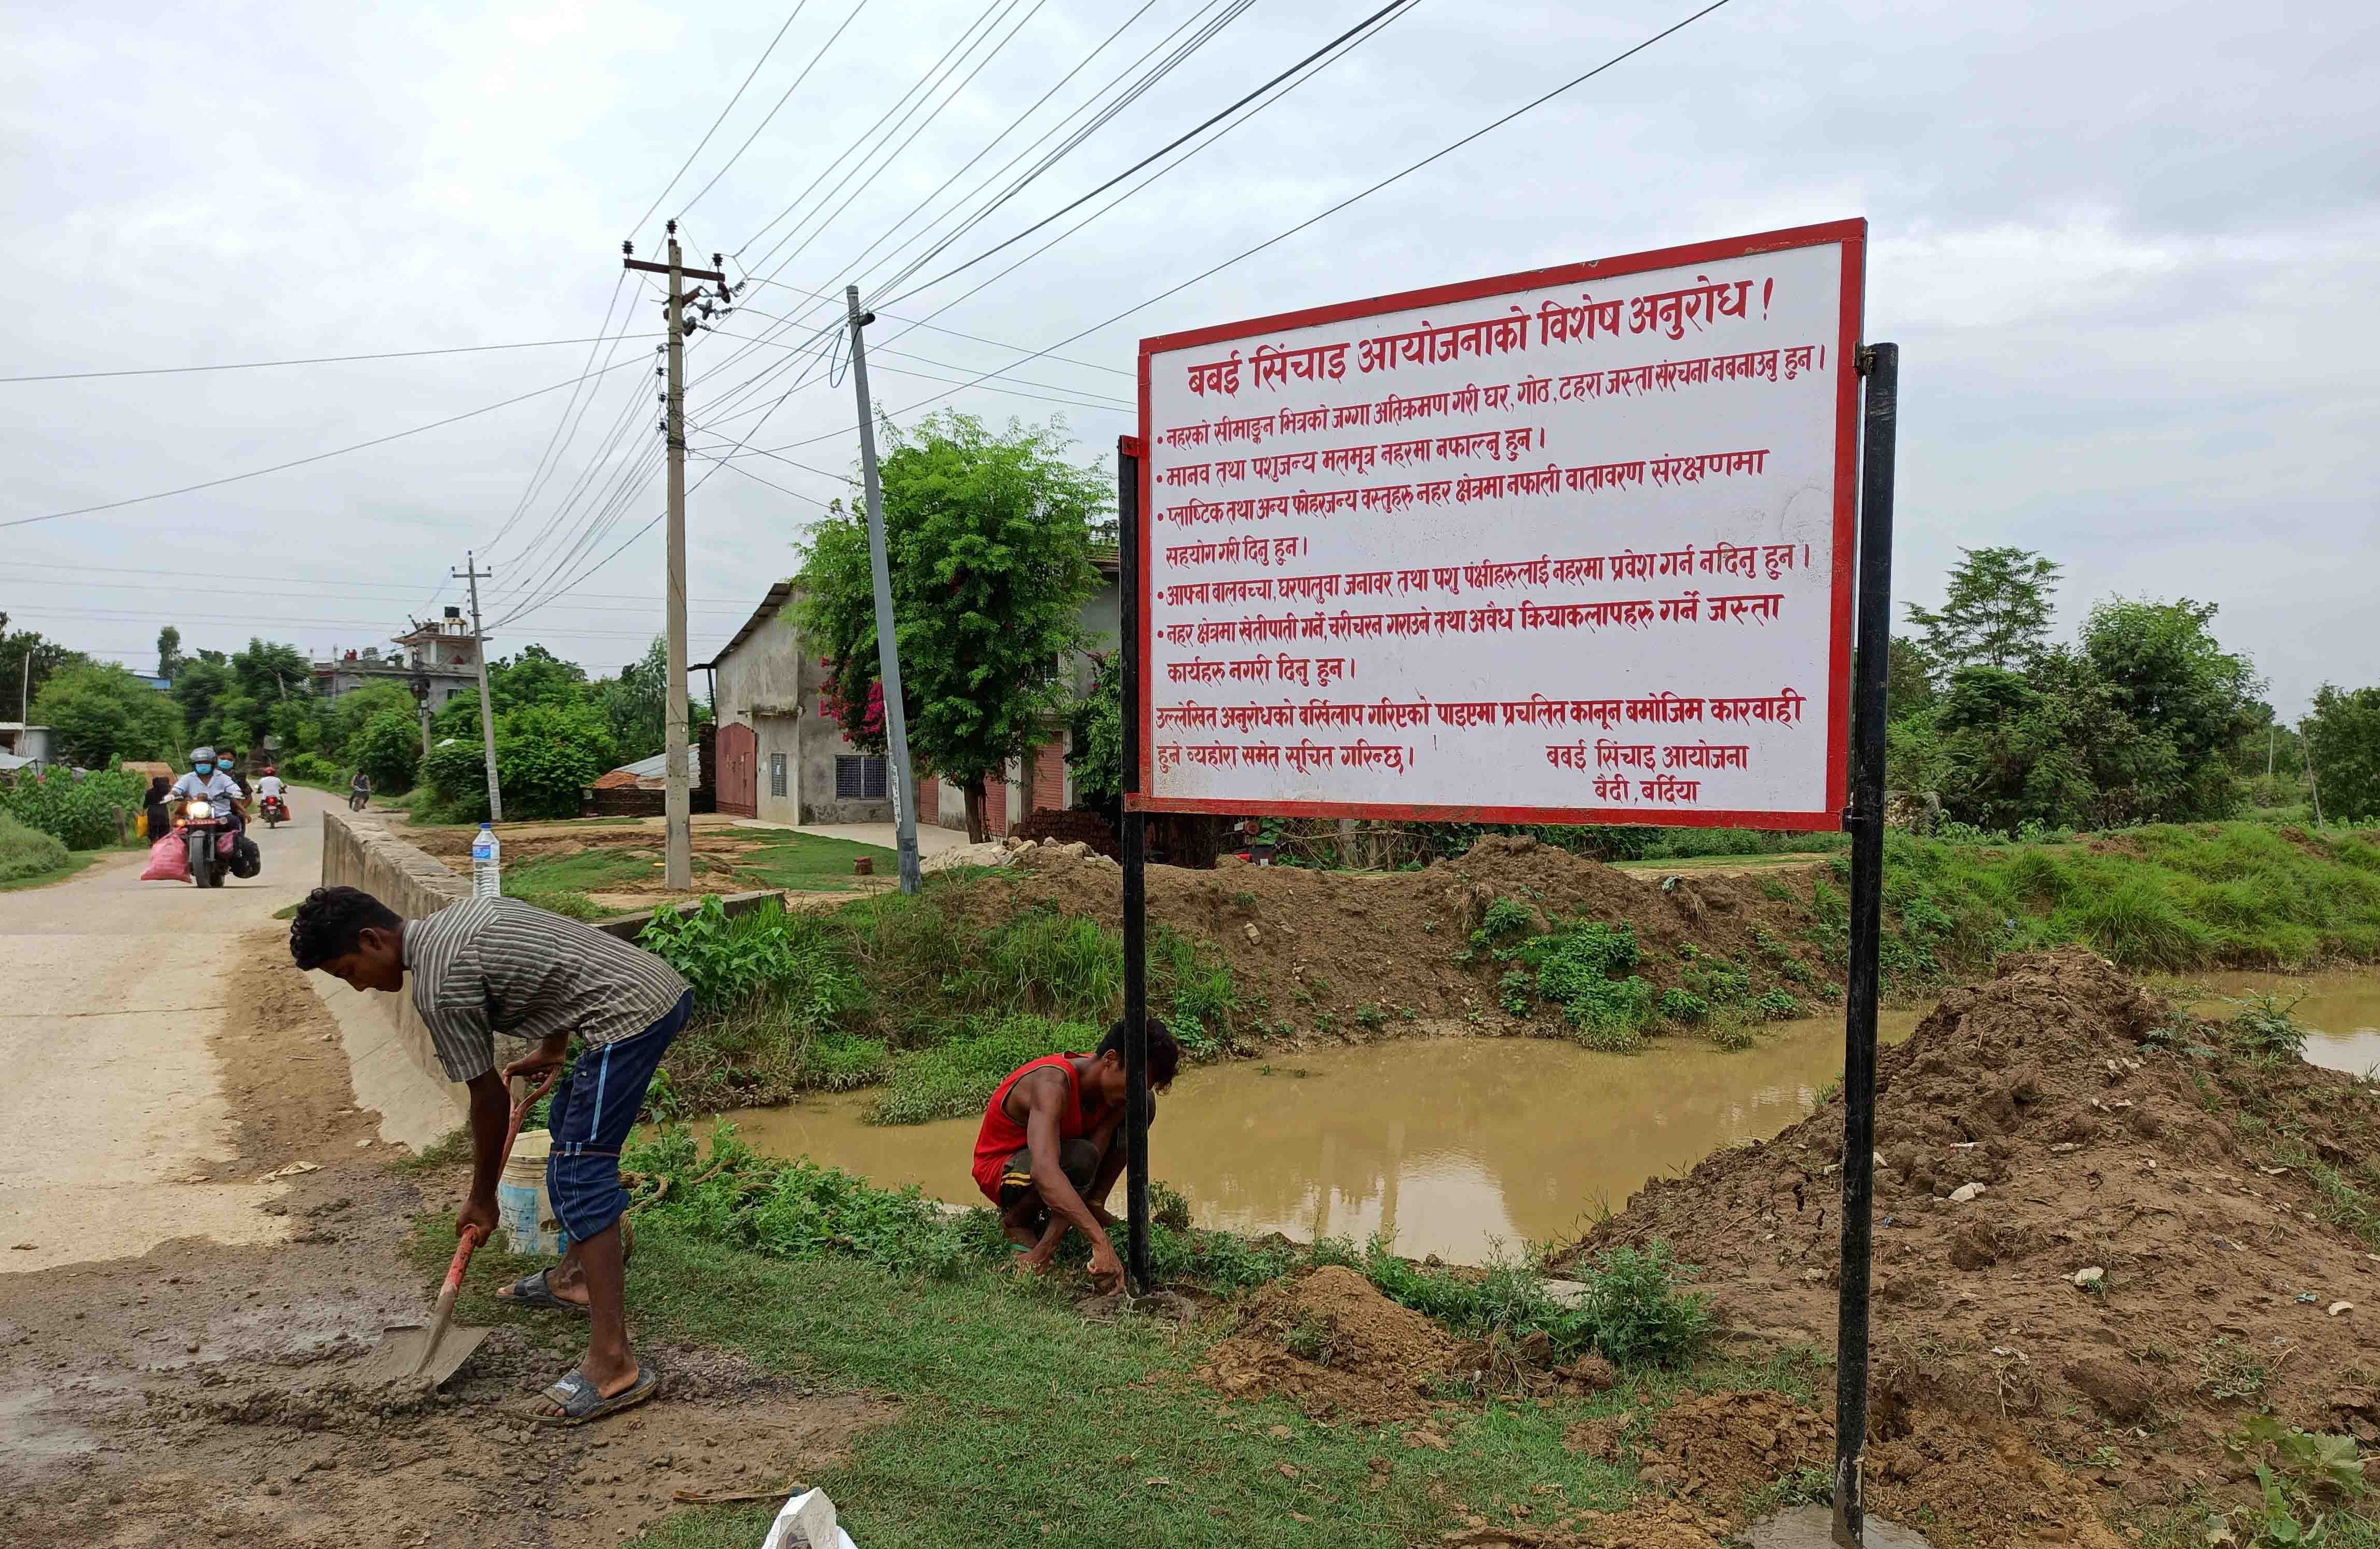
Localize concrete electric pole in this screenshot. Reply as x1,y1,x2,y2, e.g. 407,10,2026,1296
844,285,922,895
452,553,502,823
625,225,726,893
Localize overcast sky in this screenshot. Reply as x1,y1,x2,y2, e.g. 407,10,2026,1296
5,0,2374,716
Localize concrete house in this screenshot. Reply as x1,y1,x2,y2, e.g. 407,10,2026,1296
312,609,484,709
704,550,1119,832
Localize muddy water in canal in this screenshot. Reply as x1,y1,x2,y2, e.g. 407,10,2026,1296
706,968,2380,1264
709,1007,1928,1264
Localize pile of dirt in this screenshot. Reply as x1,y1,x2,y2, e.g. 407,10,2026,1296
1562,948,2380,1529
1195,1264,1460,1422
1636,1390,1831,1504
947,833,1834,1039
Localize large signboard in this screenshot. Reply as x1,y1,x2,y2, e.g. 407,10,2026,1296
1131,220,1865,829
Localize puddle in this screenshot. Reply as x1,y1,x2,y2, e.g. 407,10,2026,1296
2168,969,2380,1078
0,1389,98,1460
703,1007,1924,1264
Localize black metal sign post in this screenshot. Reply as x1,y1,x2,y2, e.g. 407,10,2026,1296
1832,341,1898,1549
1117,435,1154,1295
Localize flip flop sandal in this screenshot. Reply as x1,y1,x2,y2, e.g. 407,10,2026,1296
494,1268,587,1314
527,1364,659,1427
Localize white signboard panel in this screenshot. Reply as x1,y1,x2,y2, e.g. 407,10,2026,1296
1131,221,1865,829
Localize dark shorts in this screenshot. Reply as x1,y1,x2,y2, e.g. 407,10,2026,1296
545,991,692,1243
997,1135,1119,1213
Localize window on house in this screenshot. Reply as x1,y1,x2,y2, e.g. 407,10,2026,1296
834,754,888,800
769,753,788,799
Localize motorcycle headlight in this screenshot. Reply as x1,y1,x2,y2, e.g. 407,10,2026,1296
187,800,213,818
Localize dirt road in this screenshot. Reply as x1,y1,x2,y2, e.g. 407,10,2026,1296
0,786,339,1271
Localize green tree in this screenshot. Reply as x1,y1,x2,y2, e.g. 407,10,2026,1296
1903,547,2062,673
29,662,185,769
419,700,614,821
2304,683,2380,821
1064,652,1123,818
797,412,1107,840
170,650,232,750
593,637,669,764
348,707,424,792
2078,597,2257,822
155,625,184,681
323,680,419,764
1885,635,1935,717
0,619,86,721
488,644,589,714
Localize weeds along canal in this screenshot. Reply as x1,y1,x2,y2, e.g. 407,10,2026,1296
685,967,2379,1266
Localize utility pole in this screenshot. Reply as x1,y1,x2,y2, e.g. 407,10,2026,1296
845,285,922,894
453,553,502,823
625,225,727,893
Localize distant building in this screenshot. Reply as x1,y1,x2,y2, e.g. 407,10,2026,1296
0,723,56,770
702,549,1119,832
312,607,482,708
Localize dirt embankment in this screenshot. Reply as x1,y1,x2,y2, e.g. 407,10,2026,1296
1560,949,2380,1532
951,833,1835,1036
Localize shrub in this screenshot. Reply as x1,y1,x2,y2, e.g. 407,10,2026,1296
1352,1235,1712,1369
1572,1242,1715,1366
641,896,858,1011
866,1015,1094,1126
1658,987,1708,1023
280,751,339,785
1755,989,1805,1020
0,767,145,849
2223,993,2309,1062
0,811,71,882
1497,970,1534,1017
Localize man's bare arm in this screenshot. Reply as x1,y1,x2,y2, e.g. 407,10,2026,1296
1021,1073,1112,1252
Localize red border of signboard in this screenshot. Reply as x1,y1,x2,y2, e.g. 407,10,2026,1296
1129,217,1867,831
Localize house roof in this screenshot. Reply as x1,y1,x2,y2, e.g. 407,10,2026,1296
599,749,703,788
701,579,796,671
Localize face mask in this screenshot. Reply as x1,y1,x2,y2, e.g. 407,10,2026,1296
194,763,213,775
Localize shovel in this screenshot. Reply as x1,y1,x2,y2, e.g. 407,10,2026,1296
356,1069,557,1388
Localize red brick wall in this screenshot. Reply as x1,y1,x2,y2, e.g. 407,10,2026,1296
1030,739,1066,813
916,772,935,826
981,776,1008,837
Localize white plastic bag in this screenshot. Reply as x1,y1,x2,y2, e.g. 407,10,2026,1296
760,1489,857,1549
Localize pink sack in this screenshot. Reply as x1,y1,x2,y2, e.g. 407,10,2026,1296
217,829,237,857
140,831,189,883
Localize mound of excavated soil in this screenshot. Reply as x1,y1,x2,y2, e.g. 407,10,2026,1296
1565,949,2380,1528
1195,1264,1459,1422
947,833,1833,1038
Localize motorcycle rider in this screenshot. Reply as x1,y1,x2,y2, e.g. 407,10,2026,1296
349,769,372,810
169,747,249,840
255,765,287,824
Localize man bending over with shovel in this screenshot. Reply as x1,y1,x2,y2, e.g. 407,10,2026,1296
972,1019,1180,1293
290,885,691,1424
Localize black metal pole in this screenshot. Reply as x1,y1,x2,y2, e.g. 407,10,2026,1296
1833,341,1897,1549
1117,436,1152,1296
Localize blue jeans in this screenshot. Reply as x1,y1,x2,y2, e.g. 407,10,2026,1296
544,991,691,1242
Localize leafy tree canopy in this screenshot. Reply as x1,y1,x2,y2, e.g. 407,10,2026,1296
0,620,87,721
30,662,185,769
1903,546,2061,677
2305,682,2380,821
796,412,1107,839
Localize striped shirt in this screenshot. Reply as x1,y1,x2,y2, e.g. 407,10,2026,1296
403,897,691,1082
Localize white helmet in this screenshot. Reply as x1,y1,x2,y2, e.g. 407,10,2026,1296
191,746,217,764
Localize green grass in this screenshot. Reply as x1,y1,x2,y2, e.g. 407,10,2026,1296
727,828,899,892
400,1118,1738,1549
0,846,112,892
866,1015,1096,1125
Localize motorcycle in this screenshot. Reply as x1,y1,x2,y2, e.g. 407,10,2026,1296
348,788,369,812
175,797,262,888
261,794,290,828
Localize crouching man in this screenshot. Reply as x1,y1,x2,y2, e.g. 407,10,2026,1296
288,885,692,1424
971,1019,1181,1293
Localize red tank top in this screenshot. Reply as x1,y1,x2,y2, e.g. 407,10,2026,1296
971,1052,1089,1201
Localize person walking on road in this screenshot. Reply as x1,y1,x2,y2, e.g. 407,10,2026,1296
288,885,691,1424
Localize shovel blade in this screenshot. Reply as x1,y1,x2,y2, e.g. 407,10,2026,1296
353,1322,492,1388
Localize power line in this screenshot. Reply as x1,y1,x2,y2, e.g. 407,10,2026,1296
481,271,636,556
674,0,874,224
775,0,1740,451
625,2,812,241
3,355,652,530
883,1,1404,307
739,278,1131,375
0,556,755,604
1,333,665,385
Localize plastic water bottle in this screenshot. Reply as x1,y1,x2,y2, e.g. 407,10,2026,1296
471,822,501,900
